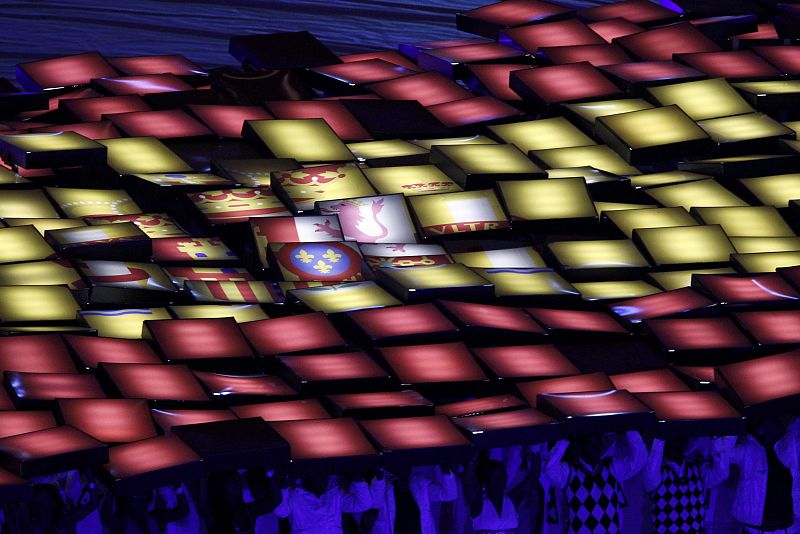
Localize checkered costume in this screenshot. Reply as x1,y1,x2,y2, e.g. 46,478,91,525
564,457,623,534
649,461,705,534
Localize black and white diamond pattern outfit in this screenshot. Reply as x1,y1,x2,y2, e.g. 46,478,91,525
543,432,647,534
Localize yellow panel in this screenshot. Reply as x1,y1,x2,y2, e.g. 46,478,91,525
451,247,547,269
741,174,800,208
364,165,462,196
574,280,661,301
132,173,233,186
730,237,800,253
290,281,402,313
635,225,735,265
598,105,709,149
733,80,800,95
488,117,596,152
648,267,735,290
0,260,82,288
245,119,354,162
273,164,376,213
0,167,28,186
531,145,641,175
472,268,579,298
564,98,655,125
546,167,621,184
548,239,649,269
98,137,192,175
4,218,86,235
0,190,58,218
629,171,710,189
0,225,56,264
168,304,269,323
380,264,491,290
733,251,800,273
408,189,508,234
0,286,80,323
648,78,754,120
645,179,747,210
698,113,793,143
410,135,497,149
595,202,658,214
80,308,172,339
433,144,543,174
498,178,596,221
784,121,800,134
606,207,698,238
347,139,429,161
693,206,795,237
0,131,102,152
46,188,141,218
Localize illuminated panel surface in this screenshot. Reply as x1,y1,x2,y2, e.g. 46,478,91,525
716,350,800,408
240,313,345,355
525,308,627,334
0,426,106,477
6,371,106,401
360,415,470,450
610,369,690,393
367,71,473,106
101,363,209,402
231,399,331,422
735,310,800,346
610,287,714,323
94,74,194,95
17,52,118,90
151,409,236,433
0,335,76,374
517,372,614,406
636,391,741,421
380,342,487,384
502,19,605,52
144,318,254,361
0,412,57,439
435,394,525,417
108,54,204,76
104,435,202,493
472,344,580,379
348,302,457,340
58,399,158,443
511,62,623,105
615,23,721,61
694,273,800,304
438,300,544,333
269,418,377,460
645,317,751,351
328,390,433,412
193,371,295,397
279,352,389,382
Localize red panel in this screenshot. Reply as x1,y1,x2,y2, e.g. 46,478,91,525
61,95,151,122
440,300,544,333
462,0,572,27
512,62,622,104
150,408,236,432
366,72,473,106
735,23,779,40
610,369,690,393
102,363,208,402
472,345,579,379
240,313,345,356
187,104,273,138
380,342,487,383
427,96,523,127
716,350,800,406
502,19,605,52
695,273,800,304
610,287,714,323
675,366,716,385
637,391,740,421
264,100,370,141
422,42,522,63
578,0,680,24
106,110,212,139
645,317,751,351
312,59,416,85
192,371,295,396
94,74,194,96
30,121,121,140
525,308,628,333
600,61,705,84
328,390,432,411
735,311,800,345
360,415,470,450
63,335,162,368
340,51,420,71
6,372,106,401
675,51,781,79
269,418,377,460
105,435,200,478
0,412,57,439
753,46,800,76
279,352,389,382
108,55,204,76
455,407,556,431
0,335,77,374
588,18,644,43
538,389,649,417
616,23,722,61
348,303,458,339
231,399,331,422
145,318,254,361
58,399,157,443
517,372,614,405
467,64,531,100
435,394,526,417
18,52,118,90
539,44,631,66
0,426,103,461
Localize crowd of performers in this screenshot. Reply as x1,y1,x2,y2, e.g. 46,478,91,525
6,415,800,534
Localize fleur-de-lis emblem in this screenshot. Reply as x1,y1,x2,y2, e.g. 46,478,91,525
313,260,332,274
295,249,314,263
323,249,342,263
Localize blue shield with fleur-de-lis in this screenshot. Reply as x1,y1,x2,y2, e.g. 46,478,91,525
285,243,356,279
